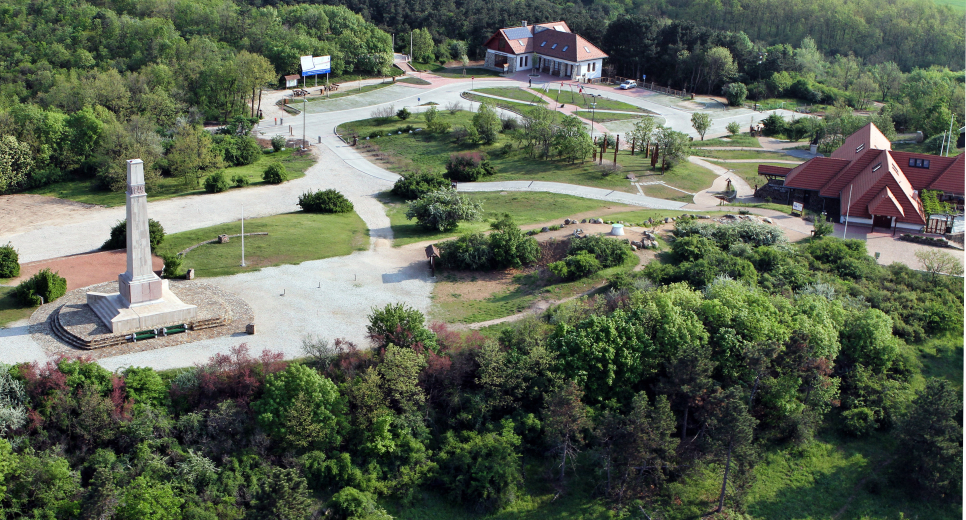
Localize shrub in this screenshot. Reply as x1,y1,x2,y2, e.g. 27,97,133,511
203,171,230,193
726,121,741,136
298,189,354,213
396,107,411,120
489,215,539,269
427,119,451,134
368,130,385,139
0,243,19,278
500,115,518,131
568,235,630,268
813,217,833,237
366,303,437,351
445,101,462,114
214,135,261,166
263,162,287,184
232,174,250,187
391,172,450,200
437,421,522,511
406,189,483,231
438,233,493,270
159,253,183,279
549,250,602,280
270,135,285,152
445,152,496,182
329,487,391,520
14,268,67,306
722,82,748,106
370,105,395,122
761,113,787,136
102,219,165,252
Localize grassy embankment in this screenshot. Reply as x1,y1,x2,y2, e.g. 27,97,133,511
26,148,314,207
0,286,32,328
156,211,368,278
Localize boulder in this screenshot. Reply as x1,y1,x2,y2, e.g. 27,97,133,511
763,217,774,224
580,219,587,223
541,227,550,233
698,215,710,219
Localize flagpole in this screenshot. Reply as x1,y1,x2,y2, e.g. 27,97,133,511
842,185,853,239
241,205,246,267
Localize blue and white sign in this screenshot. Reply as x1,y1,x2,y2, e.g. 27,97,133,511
300,55,331,76
642,74,646,80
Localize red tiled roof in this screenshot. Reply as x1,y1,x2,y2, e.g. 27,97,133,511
485,21,607,62
841,154,925,224
925,153,965,194
830,123,891,162
867,186,905,218
284,74,301,80
819,149,885,197
783,158,851,191
889,151,960,189
758,164,792,177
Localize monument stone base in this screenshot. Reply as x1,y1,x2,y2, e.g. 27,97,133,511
87,280,198,334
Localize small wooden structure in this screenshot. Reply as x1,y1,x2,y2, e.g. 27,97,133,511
284,74,301,88
425,245,440,276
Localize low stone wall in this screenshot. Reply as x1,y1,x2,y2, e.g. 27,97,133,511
178,232,269,256
899,233,953,248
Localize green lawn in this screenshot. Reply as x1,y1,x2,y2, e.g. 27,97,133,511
695,149,803,161
532,89,650,113
431,251,639,324
572,110,645,122
692,133,763,148
915,333,964,393
397,76,431,85
892,141,963,156
472,87,547,104
156,211,368,278
340,111,637,193
641,184,694,203
25,149,314,207
385,192,630,247
409,62,503,78
0,286,33,328
300,81,393,105
932,0,965,9
462,92,537,114
630,159,718,194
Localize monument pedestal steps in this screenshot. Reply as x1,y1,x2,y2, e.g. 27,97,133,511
87,280,197,334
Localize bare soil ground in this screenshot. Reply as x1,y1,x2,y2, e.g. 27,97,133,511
7,250,165,291
0,194,102,236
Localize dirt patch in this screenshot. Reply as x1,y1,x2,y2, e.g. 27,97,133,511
0,194,103,236
8,250,165,291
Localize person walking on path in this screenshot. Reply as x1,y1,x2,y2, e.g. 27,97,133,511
529,78,532,87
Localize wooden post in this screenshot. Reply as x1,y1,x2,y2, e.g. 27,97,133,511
593,149,597,161
613,134,619,163
631,137,636,155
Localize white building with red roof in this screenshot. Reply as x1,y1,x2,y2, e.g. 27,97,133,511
758,123,965,232
482,21,608,80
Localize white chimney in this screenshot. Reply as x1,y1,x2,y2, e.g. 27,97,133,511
522,20,527,27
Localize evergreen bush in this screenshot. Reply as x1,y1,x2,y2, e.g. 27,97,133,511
0,243,19,278
14,268,66,306
263,162,287,184
298,189,354,213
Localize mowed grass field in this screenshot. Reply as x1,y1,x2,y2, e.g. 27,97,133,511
384,192,632,247
471,87,547,104
156,211,368,277
0,286,33,328
339,111,717,197
26,148,314,207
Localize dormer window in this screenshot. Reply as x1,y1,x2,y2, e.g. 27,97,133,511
855,143,865,153
872,163,882,172
562,45,568,52
551,43,557,49
908,158,931,169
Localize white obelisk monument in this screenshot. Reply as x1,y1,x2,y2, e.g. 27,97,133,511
87,159,197,334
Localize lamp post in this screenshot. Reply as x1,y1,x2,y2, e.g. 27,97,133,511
588,94,600,140
240,205,246,267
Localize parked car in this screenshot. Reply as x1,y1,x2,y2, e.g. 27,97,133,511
619,80,637,90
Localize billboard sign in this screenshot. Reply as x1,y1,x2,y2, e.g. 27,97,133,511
300,55,331,76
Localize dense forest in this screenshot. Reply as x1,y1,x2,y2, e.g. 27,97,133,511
0,0,963,197
0,223,962,518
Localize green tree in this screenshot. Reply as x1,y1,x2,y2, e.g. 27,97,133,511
628,116,657,151
115,476,183,520
0,135,33,193
366,303,437,350
472,102,500,144
722,82,748,106
437,421,522,511
263,161,287,184
378,345,427,415
894,378,963,500
405,188,482,231
553,115,593,163
167,123,223,188
253,363,342,450
915,249,964,278
250,467,313,520
709,388,757,513
841,308,898,372
123,367,167,408
726,121,741,135
102,219,165,252
543,382,591,485
654,126,691,173
411,28,435,62
703,46,738,94
691,112,711,140
61,106,104,171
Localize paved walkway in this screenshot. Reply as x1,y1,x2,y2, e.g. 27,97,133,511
703,158,803,164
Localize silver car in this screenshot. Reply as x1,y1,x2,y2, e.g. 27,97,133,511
619,80,637,90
